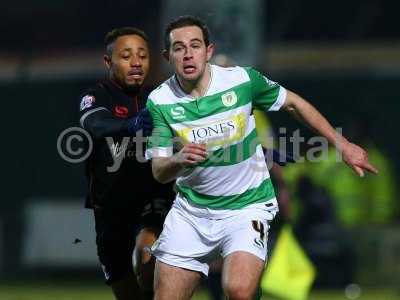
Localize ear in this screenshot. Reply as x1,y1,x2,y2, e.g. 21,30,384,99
206,43,215,62
162,49,170,62
103,55,112,70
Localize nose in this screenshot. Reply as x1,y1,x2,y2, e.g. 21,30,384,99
183,48,193,61
130,55,142,67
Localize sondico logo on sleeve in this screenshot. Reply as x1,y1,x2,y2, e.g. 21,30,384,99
177,113,247,149
170,107,185,120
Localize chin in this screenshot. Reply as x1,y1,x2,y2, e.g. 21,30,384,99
182,73,200,82
126,80,143,88
125,83,142,93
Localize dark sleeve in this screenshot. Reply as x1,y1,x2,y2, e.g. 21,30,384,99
78,88,130,139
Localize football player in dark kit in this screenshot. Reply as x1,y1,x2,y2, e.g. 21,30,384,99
78,27,173,300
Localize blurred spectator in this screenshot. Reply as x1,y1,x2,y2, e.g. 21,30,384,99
308,119,397,227
294,175,356,287
283,119,397,227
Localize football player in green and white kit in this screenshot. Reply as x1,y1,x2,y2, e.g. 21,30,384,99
146,15,378,300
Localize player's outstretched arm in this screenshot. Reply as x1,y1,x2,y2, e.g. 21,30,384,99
152,143,207,184
341,142,378,177
282,90,378,177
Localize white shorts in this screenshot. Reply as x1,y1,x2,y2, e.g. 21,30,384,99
151,194,278,276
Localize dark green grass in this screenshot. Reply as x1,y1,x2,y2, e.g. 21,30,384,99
0,280,398,300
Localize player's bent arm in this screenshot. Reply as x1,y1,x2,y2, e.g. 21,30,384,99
82,109,130,139
152,157,184,184
81,108,151,140
151,143,207,184
282,89,378,176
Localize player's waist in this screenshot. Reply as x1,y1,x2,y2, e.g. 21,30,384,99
176,146,269,190
173,192,278,220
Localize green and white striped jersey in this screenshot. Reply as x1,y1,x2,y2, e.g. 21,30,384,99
146,64,286,209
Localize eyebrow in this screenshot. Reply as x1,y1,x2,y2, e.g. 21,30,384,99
172,38,203,47
119,46,148,52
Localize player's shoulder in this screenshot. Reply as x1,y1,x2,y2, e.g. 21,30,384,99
79,81,109,112
241,66,270,81
208,64,251,95
213,64,251,83
212,64,241,71
81,81,108,96
148,75,188,105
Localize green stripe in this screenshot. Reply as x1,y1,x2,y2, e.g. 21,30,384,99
176,177,276,209
156,81,251,124
245,67,280,111
147,99,174,148
198,129,259,167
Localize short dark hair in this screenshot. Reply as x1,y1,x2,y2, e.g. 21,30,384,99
164,15,210,50
104,27,148,56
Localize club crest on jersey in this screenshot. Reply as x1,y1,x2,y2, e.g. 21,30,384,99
221,91,237,107
170,106,185,120
80,95,95,111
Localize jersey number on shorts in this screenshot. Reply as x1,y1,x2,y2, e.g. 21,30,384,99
252,220,265,248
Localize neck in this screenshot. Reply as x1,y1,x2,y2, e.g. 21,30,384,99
109,77,141,96
177,64,211,98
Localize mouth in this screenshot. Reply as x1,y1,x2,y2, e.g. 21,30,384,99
183,65,196,74
127,69,144,79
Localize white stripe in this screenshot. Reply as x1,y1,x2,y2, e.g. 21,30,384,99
207,65,250,96
268,86,287,111
176,145,270,197
149,77,194,105
145,146,173,160
79,107,109,128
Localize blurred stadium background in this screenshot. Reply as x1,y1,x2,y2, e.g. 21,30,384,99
1,0,399,299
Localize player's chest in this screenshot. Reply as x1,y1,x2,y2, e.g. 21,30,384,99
165,91,252,149
109,96,140,118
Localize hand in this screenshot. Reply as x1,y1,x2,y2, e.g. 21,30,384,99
342,142,378,177
172,143,207,167
127,108,153,136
